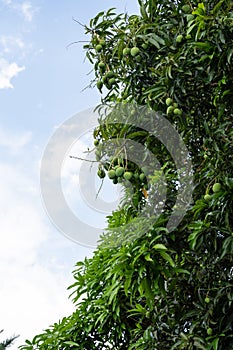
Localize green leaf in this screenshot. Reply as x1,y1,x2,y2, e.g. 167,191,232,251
193,42,212,52
151,33,165,46
145,253,153,262
64,341,79,346
159,251,175,267
227,47,233,64
174,268,190,275
212,337,219,350
126,131,148,139
187,22,198,35
192,2,206,16
124,272,133,295
153,243,167,250
211,0,225,14
138,0,149,20
147,37,160,49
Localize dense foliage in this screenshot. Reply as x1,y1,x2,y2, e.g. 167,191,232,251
20,0,233,349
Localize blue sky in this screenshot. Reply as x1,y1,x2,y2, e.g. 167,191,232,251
0,0,139,348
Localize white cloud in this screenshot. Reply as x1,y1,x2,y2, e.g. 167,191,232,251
0,258,75,347
0,35,25,54
1,0,12,5
0,127,93,349
1,0,36,22
0,57,25,89
34,48,44,56
1,0,37,22
0,126,32,153
20,1,34,22
0,160,69,347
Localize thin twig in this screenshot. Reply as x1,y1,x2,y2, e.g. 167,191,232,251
69,155,98,163
66,40,89,50
96,179,104,199
72,17,86,27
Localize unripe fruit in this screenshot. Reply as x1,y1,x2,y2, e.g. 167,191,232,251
124,172,133,180
94,139,99,146
98,39,105,46
166,106,174,114
106,71,114,79
108,170,116,179
105,82,111,90
98,62,106,70
97,169,105,179
204,194,212,202
142,43,148,50
95,44,102,52
182,4,191,13
207,328,213,336
115,167,124,177
130,47,140,57
108,78,116,87
212,183,221,193
176,35,183,43
139,173,146,181
173,108,182,115
96,80,103,90
123,47,130,56
166,97,173,106
173,102,178,108
102,75,108,83
205,297,210,303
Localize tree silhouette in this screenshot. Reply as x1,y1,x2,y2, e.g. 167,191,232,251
0,330,19,350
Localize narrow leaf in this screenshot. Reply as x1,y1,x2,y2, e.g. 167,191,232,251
160,251,175,267
153,243,167,250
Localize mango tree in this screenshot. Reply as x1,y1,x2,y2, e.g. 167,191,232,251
20,1,233,349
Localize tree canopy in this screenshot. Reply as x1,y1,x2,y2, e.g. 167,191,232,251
20,0,233,349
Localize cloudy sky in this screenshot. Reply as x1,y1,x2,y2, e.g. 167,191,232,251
0,0,138,348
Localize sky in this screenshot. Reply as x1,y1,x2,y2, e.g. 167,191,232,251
0,1,139,348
